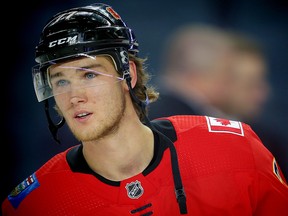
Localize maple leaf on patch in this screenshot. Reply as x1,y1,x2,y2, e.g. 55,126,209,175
215,118,231,126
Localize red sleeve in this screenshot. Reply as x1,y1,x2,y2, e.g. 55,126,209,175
245,125,288,215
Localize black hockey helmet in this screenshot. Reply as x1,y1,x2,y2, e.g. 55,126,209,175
33,3,139,103
35,3,138,64
32,3,140,141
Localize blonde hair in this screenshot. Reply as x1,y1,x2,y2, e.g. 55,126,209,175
128,54,159,121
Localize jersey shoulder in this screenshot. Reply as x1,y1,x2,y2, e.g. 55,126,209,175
162,115,251,136
165,115,264,153
5,147,72,209
162,115,287,186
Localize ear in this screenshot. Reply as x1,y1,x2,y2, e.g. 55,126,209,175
125,60,137,90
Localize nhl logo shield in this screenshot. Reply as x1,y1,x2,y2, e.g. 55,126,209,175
125,180,144,199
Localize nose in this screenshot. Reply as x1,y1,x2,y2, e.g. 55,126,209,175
69,88,87,105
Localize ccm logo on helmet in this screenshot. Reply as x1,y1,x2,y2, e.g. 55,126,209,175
48,35,78,48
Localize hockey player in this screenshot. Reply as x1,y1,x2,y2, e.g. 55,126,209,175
2,3,288,215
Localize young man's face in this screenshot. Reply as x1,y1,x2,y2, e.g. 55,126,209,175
49,55,127,141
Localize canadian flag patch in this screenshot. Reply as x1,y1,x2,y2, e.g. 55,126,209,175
206,116,244,136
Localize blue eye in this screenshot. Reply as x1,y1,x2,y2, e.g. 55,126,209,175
85,72,96,79
56,79,69,87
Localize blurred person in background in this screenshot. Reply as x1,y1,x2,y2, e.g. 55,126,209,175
148,24,234,119
222,32,271,124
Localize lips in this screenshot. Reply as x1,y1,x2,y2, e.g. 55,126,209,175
74,111,92,119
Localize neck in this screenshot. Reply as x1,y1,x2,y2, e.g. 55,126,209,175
82,117,154,181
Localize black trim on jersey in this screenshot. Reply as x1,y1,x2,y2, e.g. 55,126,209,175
142,119,177,175
66,118,176,186
151,119,177,142
67,144,120,186
150,118,187,214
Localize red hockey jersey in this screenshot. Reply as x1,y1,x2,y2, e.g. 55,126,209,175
2,115,288,215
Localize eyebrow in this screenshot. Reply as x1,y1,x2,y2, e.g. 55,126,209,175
49,63,106,80
49,71,62,80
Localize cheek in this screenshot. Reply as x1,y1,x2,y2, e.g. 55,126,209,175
54,95,71,111
98,84,126,108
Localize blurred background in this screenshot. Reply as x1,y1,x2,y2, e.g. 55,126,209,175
2,0,288,206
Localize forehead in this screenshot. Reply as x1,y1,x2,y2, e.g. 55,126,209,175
48,55,115,73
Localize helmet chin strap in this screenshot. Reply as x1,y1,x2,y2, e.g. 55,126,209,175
123,70,149,111
44,99,65,144
124,71,188,215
